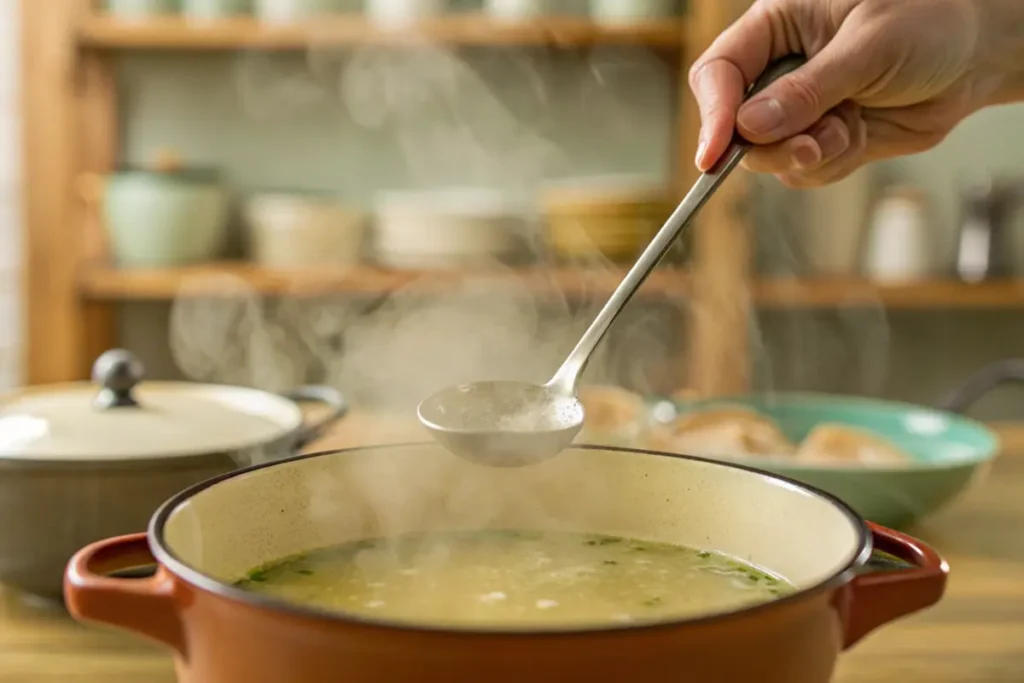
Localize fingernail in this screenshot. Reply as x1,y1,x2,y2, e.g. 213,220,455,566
815,122,850,159
738,97,785,135
791,141,821,169
695,136,707,169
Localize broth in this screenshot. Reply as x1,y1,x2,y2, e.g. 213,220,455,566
236,531,792,627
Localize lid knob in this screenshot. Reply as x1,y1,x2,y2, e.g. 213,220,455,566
92,349,144,410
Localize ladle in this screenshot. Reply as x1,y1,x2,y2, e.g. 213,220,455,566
419,56,807,467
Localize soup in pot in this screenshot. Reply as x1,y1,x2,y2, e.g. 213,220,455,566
236,530,792,626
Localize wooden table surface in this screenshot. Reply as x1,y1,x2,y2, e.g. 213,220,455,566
2,416,1023,683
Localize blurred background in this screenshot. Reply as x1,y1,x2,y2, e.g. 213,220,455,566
9,0,1024,418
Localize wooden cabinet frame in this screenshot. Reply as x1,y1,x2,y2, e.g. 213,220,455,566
21,0,750,394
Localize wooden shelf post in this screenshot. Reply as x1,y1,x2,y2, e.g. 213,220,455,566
682,0,752,397
22,0,118,384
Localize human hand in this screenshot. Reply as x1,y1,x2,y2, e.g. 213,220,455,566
689,0,1022,187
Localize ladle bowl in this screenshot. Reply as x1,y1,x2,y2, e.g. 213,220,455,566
418,381,584,467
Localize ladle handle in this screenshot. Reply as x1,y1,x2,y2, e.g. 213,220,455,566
548,55,807,393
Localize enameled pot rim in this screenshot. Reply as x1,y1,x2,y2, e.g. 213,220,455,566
147,443,873,636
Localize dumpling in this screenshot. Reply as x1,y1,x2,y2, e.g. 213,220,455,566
578,385,646,445
649,406,797,459
795,423,913,466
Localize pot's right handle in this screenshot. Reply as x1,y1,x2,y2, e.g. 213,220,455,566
65,533,186,656
839,523,948,649
938,358,1024,414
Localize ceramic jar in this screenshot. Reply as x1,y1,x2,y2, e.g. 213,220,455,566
182,0,253,20
244,193,368,269
589,0,676,25
254,0,345,23
104,0,180,19
862,187,935,282
485,0,548,21
366,0,449,27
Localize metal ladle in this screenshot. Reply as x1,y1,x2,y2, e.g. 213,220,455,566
419,56,806,467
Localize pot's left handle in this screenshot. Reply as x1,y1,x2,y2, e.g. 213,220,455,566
282,385,349,448
65,533,186,656
839,523,948,649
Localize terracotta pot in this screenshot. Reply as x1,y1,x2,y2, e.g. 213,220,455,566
0,349,347,600
65,444,947,683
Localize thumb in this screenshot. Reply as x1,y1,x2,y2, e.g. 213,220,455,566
737,29,867,143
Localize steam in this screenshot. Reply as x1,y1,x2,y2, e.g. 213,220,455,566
164,32,898,557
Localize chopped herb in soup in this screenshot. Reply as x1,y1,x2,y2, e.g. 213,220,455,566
235,530,792,626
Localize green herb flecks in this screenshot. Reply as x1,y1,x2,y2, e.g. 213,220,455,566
246,569,269,583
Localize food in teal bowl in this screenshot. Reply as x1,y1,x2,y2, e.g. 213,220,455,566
647,362,1015,529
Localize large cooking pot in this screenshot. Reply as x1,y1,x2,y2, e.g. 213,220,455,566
0,349,347,600
65,443,946,683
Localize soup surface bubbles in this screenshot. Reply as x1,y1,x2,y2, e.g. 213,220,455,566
236,530,792,627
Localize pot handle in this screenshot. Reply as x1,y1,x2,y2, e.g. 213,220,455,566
282,385,349,448
840,522,948,649
938,358,1024,414
64,533,186,656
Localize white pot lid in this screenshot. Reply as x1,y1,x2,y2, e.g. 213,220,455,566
0,350,302,462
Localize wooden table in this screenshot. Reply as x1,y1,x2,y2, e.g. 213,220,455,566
2,417,1023,683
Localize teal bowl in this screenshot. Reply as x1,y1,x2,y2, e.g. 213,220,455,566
658,389,1001,530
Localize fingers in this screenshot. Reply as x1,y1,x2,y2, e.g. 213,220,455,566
690,59,747,171
736,21,872,145
690,3,777,171
775,103,869,188
743,101,857,174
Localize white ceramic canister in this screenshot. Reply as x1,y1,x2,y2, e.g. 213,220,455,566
799,166,874,276
862,186,935,282
244,193,367,269
374,187,524,269
485,0,548,22
103,0,178,19
182,0,253,21
589,0,676,25
365,0,449,27
254,0,344,24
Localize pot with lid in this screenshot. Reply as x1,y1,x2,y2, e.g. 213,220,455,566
0,349,347,600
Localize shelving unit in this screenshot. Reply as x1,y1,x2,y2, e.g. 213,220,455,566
78,262,692,300
27,0,1016,394
755,278,1024,309
19,0,746,394
78,14,689,50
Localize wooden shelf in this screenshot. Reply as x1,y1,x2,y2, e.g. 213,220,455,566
81,266,1024,309
78,262,691,300
755,278,1024,309
78,15,688,50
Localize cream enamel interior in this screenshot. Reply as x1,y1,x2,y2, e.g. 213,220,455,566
0,382,302,460
162,445,865,601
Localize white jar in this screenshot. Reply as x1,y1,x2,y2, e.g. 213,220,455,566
244,194,367,269
862,187,935,283
485,0,547,22
590,0,676,25
255,0,343,24
366,0,449,27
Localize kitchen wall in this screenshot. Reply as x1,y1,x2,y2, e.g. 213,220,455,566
109,48,1024,420
0,0,21,391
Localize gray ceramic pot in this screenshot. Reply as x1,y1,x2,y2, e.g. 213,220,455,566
0,350,347,601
